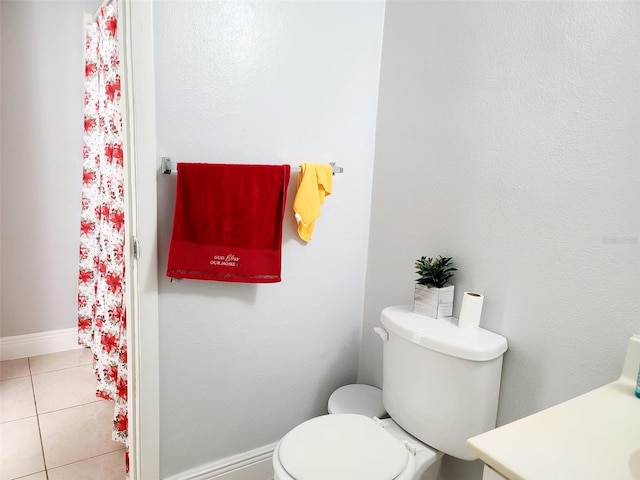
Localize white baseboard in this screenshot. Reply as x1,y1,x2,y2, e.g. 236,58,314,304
0,327,82,361
164,443,276,480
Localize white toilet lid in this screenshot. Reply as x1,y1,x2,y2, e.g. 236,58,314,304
278,414,409,480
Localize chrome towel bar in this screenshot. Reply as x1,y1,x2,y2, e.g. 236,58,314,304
161,157,343,175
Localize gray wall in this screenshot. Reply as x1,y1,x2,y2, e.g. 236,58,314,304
152,1,384,476
1,0,99,337
359,2,640,479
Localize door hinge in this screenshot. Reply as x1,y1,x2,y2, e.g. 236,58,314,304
132,237,140,260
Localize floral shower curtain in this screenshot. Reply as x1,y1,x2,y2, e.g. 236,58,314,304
77,1,129,472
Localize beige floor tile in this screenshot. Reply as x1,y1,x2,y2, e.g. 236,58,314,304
0,358,30,380
47,450,126,480
29,348,92,375
32,364,98,414
0,417,45,480
0,377,36,423
12,472,47,480
39,400,123,469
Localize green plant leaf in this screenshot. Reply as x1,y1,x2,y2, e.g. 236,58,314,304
414,255,457,288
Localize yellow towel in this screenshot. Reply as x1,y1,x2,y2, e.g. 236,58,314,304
293,163,333,242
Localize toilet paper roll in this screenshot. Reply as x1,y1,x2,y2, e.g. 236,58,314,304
458,292,484,329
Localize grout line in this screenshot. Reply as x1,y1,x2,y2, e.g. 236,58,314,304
28,357,50,480
36,398,105,418
30,361,94,377
45,448,127,472
28,348,93,377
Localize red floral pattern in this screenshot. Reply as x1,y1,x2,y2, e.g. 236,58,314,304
78,2,128,472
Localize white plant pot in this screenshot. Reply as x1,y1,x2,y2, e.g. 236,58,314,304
413,284,454,319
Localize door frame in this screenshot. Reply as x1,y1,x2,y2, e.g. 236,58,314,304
120,1,160,478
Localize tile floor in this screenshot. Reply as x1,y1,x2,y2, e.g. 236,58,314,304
0,349,126,480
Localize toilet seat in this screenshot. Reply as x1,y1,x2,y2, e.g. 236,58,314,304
276,414,414,480
328,384,386,417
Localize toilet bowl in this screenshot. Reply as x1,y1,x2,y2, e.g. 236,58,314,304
273,305,508,480
273,413,442,480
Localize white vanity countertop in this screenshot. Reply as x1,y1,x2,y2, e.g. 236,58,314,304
467,337,640,480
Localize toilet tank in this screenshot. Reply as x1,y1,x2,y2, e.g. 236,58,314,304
379,305,508,461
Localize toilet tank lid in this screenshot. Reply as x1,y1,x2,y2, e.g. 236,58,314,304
381,305,508,361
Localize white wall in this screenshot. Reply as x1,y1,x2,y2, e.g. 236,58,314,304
360,2,640,479
0,0,99,337
152,1,384,476
0,1,3,330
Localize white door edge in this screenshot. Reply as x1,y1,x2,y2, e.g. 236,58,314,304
120,0,160,478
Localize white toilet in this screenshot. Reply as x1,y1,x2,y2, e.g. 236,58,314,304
273,305,508,480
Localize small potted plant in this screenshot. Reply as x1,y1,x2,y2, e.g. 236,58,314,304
413,256,457,318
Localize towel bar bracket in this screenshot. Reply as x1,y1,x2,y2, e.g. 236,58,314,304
162,157,174,174
329,162,343,175
161,157,343,175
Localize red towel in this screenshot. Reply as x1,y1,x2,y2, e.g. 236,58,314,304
166,163,291,283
